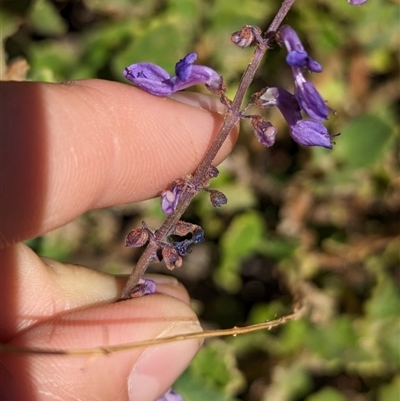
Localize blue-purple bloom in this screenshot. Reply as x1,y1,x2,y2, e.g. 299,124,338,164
278,25,329,121
348,0,367,5
173,225,205,256
258,87,332,149
157,389,185,401
129,278,157,298
161,183,182,215
123,52,222,96
278,25,322,73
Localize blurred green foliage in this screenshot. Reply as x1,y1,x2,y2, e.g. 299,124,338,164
2,0,399,400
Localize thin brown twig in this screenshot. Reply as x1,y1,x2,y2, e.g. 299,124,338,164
0,304,306,356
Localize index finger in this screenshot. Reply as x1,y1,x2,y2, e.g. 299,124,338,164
0,79,237,246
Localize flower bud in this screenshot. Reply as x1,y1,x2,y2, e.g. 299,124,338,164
251,115,277,147
129,278,157,298
209,189,228,207
125,227,149,248
162,245,183,270
161,182,183,215
173,220,197,237
231,25,262,48
201,165,220,187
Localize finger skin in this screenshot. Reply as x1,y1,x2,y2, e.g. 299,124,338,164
0,244,191,341
0,79,237,246
0,244,201,401
1,294,202,401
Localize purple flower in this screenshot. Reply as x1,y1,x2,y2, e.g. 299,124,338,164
258,87,333,149
277,26,329,121
173,225,205,256
278,25,322,73
258,87,302,126
161,183,183,215
291,120,332,149
348,0,367,5
250,115,277,147
157,389,185,401
123,52,222,96
130,278,157,298
293,74,328,121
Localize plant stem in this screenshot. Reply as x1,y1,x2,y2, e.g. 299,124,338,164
118,0,296,301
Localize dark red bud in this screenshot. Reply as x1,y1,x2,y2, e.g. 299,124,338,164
125,227,149,248
231,25,262,48
201,165,220,187
251,115,277,147
162,245,183,270
209,190,228,207
173,220,197,236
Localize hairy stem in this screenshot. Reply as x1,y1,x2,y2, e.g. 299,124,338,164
119,0,296,300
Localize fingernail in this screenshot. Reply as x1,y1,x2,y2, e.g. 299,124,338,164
128,322,203,401
169,92,226,114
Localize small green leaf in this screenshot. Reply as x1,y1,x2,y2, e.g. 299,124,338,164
335,115,393,169
264,364,312,401
175,370,241,401
189,340,245,396
365,275,400,320
305,387,347,401
175,340,244,400
29,0,67,36
215,211,265,292
306,316,358,362
28,40,78,81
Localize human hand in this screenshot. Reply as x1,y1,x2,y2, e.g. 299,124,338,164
0,79,237,401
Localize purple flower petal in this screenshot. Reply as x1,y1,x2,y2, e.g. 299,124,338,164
157,389,185,401
129,278,157,298
278,26,322,72
175,52,197,81
290,119,332,149
348,0,367,5
293,74,329,120
173,65,222,93
123,52,222,97
278,25,305,54
256,87,333,149
161,184,182,215
286,51,322,73
259,87,302,126
123,63,174,96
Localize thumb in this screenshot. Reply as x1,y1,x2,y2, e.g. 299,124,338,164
2,294,202,401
